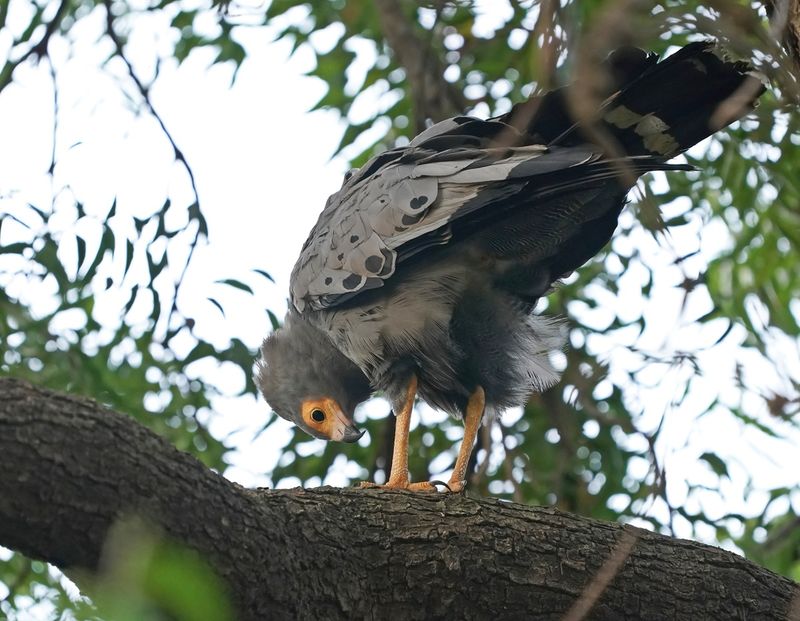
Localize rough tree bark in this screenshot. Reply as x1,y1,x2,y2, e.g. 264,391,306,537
1,378,798,621
374,0,467,129
766,0,800,69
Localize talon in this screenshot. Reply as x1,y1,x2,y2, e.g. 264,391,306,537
358,479,459,493
447,480,466,493
357,380,478,495
428,479,452,492
407,481,437,492
358,479,438,492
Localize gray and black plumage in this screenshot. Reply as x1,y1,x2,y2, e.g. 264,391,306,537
257,42,764,452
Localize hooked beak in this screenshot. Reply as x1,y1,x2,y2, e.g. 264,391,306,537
300,396,365,443
337,412,365,443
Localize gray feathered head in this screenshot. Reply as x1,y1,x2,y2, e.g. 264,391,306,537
256,311,371,442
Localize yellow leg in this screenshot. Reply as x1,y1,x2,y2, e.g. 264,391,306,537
360,375,436,492
447,386,485,493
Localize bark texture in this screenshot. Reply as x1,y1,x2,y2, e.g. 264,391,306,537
1,377,799,621
374,0,467,130
766,0,800,70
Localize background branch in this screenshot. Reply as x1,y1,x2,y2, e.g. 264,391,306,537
374,0,467,129
103,0,207,339
0,0,69,94
766,0,800,69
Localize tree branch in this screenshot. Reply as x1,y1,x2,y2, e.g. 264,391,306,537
765,0,800,70
103,0,207,340
1,377,798,620
374,0,467,130
0,0,70,95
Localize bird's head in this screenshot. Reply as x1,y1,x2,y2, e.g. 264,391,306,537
256,312,372,443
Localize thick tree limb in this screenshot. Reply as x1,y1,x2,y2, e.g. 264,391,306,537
1,377,798,620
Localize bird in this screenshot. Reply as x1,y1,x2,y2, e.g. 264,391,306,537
257,42,765,492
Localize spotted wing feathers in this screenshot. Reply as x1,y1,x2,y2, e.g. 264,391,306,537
290,144,591,311
290,41,764,312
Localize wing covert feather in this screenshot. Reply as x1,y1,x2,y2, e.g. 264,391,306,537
289,138,599,311
288,42,763,312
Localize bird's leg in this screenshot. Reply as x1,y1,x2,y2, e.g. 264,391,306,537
360,375,435,491
385,374,416,487
447,386,485,493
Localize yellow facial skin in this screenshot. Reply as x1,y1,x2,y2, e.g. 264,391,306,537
300,397,359,442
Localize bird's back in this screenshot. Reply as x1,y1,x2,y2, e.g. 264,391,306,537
292,41,764,415
290,42,763,315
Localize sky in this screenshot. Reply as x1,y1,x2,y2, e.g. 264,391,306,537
0,0,533,489
1,2,799,612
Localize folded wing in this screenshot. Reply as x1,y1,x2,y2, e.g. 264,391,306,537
289,42,763,312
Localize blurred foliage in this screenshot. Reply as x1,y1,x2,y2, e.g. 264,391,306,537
53,519,234,621
1,0,799,618
78,519,234,621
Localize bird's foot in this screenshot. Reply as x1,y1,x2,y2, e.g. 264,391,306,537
446,478,466,493
359,478,439,492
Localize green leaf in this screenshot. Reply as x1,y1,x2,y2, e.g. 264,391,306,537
252,268,274,283
171,10,197,29
266,0,309,20
187,202,208,237
123,285,139,315
76,235,87,273
147,249,168,281
699,452,729,479
267,309,281,330
207,297,225,316
124,239,135,277
0,242,29,255
183,342,218,364
83,228,115,280
216,278,253,294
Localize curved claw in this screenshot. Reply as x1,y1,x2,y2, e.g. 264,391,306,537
358,479,463,493
446,479,466,493
428,479,453,492
358,479,438,492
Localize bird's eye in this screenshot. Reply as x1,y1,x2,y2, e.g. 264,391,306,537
310,409,325,423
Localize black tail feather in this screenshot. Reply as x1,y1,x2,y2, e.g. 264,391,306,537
501,41,765,159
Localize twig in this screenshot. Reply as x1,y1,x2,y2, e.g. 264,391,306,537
103,0,206,337
641,426,677,537
374,0,466,129
47,57,58,175
103,3,199,202
0,0,70,95
561,529,639,621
